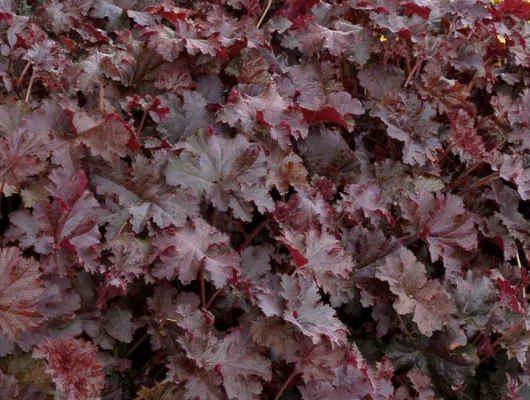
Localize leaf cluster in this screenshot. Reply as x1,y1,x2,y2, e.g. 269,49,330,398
1,0,530,399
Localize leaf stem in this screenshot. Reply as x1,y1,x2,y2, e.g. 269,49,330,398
466,75,477,93
397,233,415,242
98,82,105,114
206,288,223,309
211,207,217,228
453,134,505,187
129,64,137,86
24,69,36,103
199,260,206,309
274,369,298,400
238,217,269,252
7,53,13,77
516,249,526,298
256,0,273,29
492,136,508,152
117,221,129,236
453,162,483,185
124,332,149,358
435,143,455,165
136,109,147,137
471,332,483,346
491,319,524,350
466,26,475,40
404,56,424,87
478,319,525,366
331,211,346,232
363,135,388,149
457,172,500,195
397,313,412,336
403,46,412,76
341,55,351,88
17,61,32,86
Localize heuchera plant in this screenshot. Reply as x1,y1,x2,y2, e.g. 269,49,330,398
2,0,530,398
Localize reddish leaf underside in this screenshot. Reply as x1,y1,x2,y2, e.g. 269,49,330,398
33,336,104,400
400,189,478,276
0,248,44,341
376,247,456,336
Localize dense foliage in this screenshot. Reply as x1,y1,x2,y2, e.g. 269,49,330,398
2,0,530,398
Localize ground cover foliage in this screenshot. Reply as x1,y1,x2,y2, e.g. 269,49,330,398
2,0,530,398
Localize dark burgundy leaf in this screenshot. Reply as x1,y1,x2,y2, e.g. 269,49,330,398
0,2,529,399
373,91,441,166
144,19,221,61
7,169,100,275
280,274,349,345
0,129,50,192
298,344,395,399
273,184,333,232
151,218,240,288
279,228,355,306
218,83,308,149
408,368,435,400
448,108,486,162
497,0,530,20
376,247,456,336
100,233,152,289
400,189,478,276
417,61,468,113
337,183,394,226
169,304,272,399
0,248,44,341
282,15,361,57
91,152,199,235
283,0,320,21
154,91,218,142
165,127,273,221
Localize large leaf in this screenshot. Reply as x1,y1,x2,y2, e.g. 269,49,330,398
151,218,240,288
92,152,199,235
165,128,273,221
0,248,44,341
400,189,478,276
7,169,100,275
279,228,355,306
169,304,272,400
218,83,308,149
373,92,441,166
144,20,219,61
387,332,479,398
280,274,348,345
376,247,456,336
0,129,49,192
